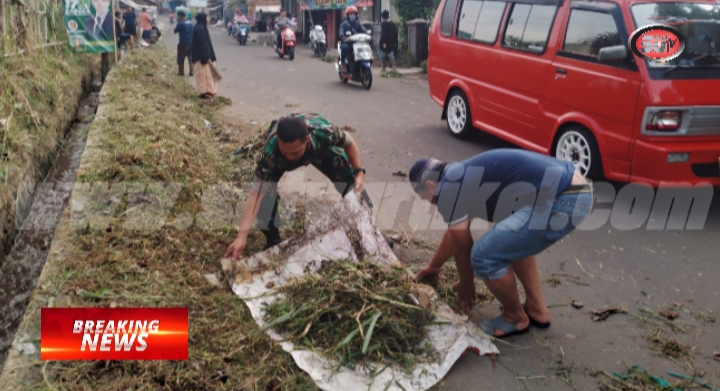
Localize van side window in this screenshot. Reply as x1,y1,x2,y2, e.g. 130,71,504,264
441,0,461,36
563,10,622,58
456,0,507,43
474,2,506,43
503,3,557,53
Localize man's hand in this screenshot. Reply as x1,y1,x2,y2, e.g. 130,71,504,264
224,235,247,260
452,279,476,314
382,43,386,49
417,263,442,279
354,172,365,193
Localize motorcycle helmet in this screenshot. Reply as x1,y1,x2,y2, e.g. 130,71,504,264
344,6,358,17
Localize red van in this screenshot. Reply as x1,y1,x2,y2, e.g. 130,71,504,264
427,0,720,185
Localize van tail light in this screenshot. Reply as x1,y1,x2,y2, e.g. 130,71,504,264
646,111,681,131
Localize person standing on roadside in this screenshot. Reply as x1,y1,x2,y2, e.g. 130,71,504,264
123,8,138,38
139,8,153,44
192,13,218,99
114,10,134,59
379,10,397,73
174,10,193,76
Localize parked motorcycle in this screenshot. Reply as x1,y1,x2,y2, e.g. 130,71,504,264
235,23,249,45
274,25,296,60
309,24,327,57
335,32,373,90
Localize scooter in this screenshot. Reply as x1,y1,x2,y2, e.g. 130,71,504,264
274,25,295,60
235,23,249,45
309,24,327,57
335,32,373,90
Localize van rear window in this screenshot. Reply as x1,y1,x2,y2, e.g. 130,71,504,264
456,0,506,43
503,3,557,53
441,0,461,36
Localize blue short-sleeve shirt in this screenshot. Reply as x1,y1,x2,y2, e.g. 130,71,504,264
434,149,576,225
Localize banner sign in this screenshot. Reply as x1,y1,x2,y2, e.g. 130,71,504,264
62,0,116,53
40,308,189,360
299,0,372,11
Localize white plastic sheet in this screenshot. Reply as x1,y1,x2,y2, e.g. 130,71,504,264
227,194,498,391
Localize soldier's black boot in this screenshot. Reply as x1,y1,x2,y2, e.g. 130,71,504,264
262,226,282,250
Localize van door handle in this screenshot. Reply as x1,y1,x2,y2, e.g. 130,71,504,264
556,68,567,74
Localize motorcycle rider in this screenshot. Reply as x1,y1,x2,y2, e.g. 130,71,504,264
339,6,368,74
274,8,291,51
232,10,249,37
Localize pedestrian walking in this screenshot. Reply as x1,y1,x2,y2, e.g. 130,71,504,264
139,8,153,44
409,149,593,338
174,10,193,76
379,10,397,72
192,13,219,99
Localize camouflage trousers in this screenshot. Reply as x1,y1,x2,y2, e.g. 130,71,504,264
256,146,357,233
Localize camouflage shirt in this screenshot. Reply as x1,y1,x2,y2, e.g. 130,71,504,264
253,113,356,188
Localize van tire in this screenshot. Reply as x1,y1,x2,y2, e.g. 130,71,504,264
553,126,604,180
445,91,473,139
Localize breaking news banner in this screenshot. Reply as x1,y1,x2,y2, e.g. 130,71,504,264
40,308,188,360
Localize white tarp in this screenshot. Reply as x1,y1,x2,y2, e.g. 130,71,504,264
226,193,499,391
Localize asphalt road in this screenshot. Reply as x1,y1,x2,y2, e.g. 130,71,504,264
164,26,720,391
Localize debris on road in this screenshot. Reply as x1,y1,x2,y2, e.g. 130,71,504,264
546,276,561,287
340,125,357,132
591,304,628,322
672,301,683,308
392,170,407,177
659,309,680,320
571,300,584,309
648,330,692,359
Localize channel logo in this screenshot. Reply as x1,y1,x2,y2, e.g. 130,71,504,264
40,308,188,360
629,24,686,62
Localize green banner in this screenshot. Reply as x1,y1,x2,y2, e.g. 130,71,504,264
62,0,117,53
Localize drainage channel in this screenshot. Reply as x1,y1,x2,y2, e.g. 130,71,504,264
0,80,102,370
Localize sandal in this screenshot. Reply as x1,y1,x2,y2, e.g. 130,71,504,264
480,314,530,339
523,304,551,329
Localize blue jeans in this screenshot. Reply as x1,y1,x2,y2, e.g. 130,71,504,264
470,190,594,281
341,43,353,72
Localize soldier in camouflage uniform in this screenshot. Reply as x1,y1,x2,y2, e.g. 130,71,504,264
225,113,367,259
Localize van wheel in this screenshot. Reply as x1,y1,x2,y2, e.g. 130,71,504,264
553,127,604,180
446,91,473,139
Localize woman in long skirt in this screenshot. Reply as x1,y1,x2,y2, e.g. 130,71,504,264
192,13,218,99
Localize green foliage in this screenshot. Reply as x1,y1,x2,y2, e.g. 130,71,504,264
392,0,438,23
420,59,427,73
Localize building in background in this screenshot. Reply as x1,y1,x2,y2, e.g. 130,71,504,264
249,0,281,31
294,0,387,47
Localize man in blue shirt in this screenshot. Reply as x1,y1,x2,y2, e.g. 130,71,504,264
409,149,593,339
339,6,367,74
174,11,193,76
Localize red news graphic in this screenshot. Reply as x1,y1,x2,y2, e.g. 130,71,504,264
41,308,188,360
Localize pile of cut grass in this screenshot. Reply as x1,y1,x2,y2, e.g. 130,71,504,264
29,46,319,391
263,259,438,372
